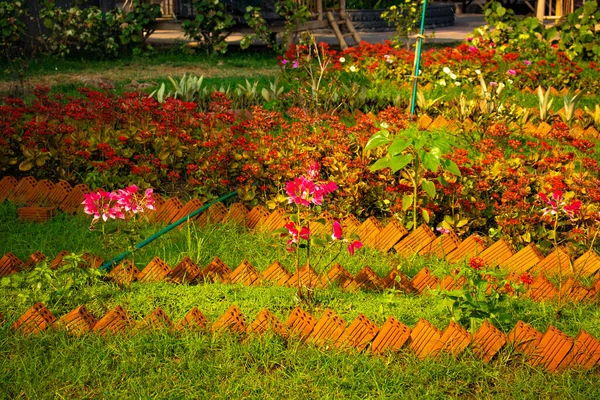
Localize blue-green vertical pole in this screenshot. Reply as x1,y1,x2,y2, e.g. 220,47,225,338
410,0,428,116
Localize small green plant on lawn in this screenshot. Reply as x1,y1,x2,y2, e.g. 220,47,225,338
366,125,461,230
431,253,530,333
1,253,103,306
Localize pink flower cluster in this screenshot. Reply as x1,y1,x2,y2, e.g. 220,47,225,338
285,162,337,207
284,221,309,251
539,189,581,220
332,220,363,255
82,185,155,224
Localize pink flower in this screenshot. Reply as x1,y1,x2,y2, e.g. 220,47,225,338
540,190,563,216
285,162,337,207
523,60,531,66
144,188,155,210
307,161,320,180
82,190,124,223
284,222,310,251
540,190,581,220
563,201,581,219
347,241,363,255
292,59,299,69
436,226,451,235
286,176,317,206
331,220,362,255
508,69,516,75
469,46,478,52
489,81,498,87
332,220,343,240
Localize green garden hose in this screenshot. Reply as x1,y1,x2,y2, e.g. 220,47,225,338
99,190,239,272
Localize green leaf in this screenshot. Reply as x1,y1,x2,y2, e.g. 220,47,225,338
370,157,390,172
389,153,413,173
441,159,461,176
402,194,413,211
421,180,436,198
388,137,411,155
422,208,430,223
365,132,391,151
422,150,441,172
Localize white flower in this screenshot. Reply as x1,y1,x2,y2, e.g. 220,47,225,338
438,79,447,86
507,79,513,85
380,122,389,129
475,69,481,75
454,81,461,86
450,73,457,80
339,57,346,63
349,65,357,72
443,66,451,74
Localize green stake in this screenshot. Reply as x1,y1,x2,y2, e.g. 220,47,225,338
99,190,239,272
410,0,428,116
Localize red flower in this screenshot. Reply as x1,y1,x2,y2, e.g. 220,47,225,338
519,272,533,285
468,256,486,270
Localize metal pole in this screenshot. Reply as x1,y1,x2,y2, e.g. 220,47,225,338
410,0,428,116
99,190,239,271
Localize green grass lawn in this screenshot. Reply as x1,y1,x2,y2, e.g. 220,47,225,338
1,202,600,398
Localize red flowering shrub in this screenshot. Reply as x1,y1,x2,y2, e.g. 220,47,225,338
1,85,599,256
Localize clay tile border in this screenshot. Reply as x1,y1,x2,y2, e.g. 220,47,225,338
0,252,23,278
55,305,96,335
228,260,261,286
137,257,171,283
223,202,249,225
200,256,231,283
370,316,411,355
374,220,408,253
394,224,436,258
321,262,353,289
530,325,573,373
176,307,208,331
168,256,201,284
420,231,461,259
285,307,317,340
143,307,174,330
531,248,571,277
479,238,515,268
108,260,141,286
355,216,383,249
0,176,18,204
212,304,246,334
92,305,131,336
336,314,379,351
248,308,287,337
471,320,506,363
11,302,56,335
409,318,442,359
308,309,346,347
245,205,270,230
507,320,543,356
261,260,292,286
446,235,486,264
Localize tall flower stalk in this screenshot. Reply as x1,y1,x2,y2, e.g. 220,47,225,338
283,162,362,302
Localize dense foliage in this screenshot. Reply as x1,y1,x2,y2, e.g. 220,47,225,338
1,84,599,257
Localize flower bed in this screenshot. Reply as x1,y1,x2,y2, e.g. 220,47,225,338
1,84,599,256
